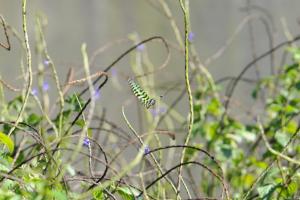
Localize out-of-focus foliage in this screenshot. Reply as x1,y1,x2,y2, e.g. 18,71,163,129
0,1,300,199
191,46,300,199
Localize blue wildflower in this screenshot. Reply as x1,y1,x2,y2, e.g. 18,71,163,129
149,108,158,117
188,32,195,42
137,44,145,51
144,146,150,155
42,82,50,91
159,107,167,114
93,89,101,100
150,107,167,117
111,68,117,77
43,59,50,66
83,137,90,147
31,88,38,96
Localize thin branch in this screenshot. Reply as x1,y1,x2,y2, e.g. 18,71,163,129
8,0,33,137
0,15,11,51
137,161,229,200
258,119,300,166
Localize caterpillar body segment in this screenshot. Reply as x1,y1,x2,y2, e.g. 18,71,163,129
128,78,156,109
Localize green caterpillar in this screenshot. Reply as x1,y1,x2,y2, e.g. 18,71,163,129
128,78,156,109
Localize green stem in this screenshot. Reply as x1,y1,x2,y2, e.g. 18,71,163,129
8,0,33,136
177,0,194,198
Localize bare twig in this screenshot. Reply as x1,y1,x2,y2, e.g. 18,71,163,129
0,15,11,51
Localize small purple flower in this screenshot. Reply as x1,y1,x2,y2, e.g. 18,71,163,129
137,44,145,51
93,89,101,100
159,107,167,114
149,109,158,117
111,68,117,77
31,88,38,96
42,82,50,91
83,137,90,147
188,32,195,42
144,146,150,155
150,107,167,117
43,59,50,66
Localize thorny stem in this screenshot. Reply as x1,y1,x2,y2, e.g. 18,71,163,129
177,0,194,199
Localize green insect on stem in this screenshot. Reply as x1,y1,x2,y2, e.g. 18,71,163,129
128,78,156,109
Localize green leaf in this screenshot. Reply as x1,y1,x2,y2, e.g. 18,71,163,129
252,85,259,99
286,181,298,196
193,103,202,113
257,184,275,200
243,174,255,188
274,131,289,147
116,186,141,200
26,113,42,126
287,47,300,61
295,81,300,90
0,132,14,154
0,163,10,172
65,93,84,112
284,120,297,134
204,122,218,141
250,156,268,169
206,98,221,116
52,190,67,200
75,119,85,128
284,63,298,73
191,122,202,137
93,189,104,199
237,129,256,142
219,144,232,159
7,96,23,112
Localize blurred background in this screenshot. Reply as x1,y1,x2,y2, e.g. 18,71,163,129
1,1,300,198
0,0,300,128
